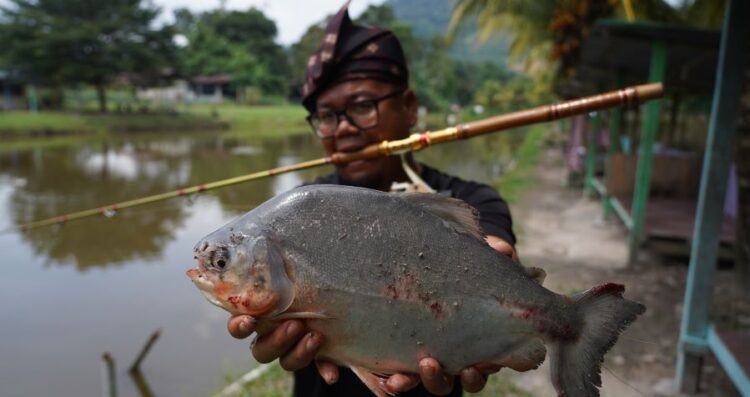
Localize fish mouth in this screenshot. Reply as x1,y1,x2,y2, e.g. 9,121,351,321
186,268,236,311
186,268,214,291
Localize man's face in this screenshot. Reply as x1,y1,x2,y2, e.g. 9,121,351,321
313,79,417,189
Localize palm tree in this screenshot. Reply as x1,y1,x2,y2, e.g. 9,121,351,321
447,0,682,76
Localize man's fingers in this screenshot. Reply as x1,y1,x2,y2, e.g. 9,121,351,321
385,373,420,393
278,331,324,371
418,357,454,396
251,320,306,363
227,315,256,339
485,235,518,261
315,360,340,385
459,367,487,393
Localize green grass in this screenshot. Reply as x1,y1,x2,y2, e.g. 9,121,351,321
0,111,97,135
227,363,293,397
492,125,546,204
179,104,308,137
0,104,309,143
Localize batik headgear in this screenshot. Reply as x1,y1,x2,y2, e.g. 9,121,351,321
301,0,409,112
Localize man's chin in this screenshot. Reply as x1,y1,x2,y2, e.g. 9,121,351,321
337,167,383,189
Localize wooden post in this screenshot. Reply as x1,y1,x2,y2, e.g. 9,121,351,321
677,0,750,392
584,111,601,197
604,72,624,218
101,353,117,397
628,41,667,264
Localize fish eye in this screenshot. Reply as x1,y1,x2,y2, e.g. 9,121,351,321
209,248,230,271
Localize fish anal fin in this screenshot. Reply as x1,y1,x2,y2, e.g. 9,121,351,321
488,337,547,372
270,311,332,321
397,192,485,241
349,365,395,397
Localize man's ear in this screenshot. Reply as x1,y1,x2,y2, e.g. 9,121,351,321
403,89,418,128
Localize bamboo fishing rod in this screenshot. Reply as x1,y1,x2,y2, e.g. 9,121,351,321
14,82,663,232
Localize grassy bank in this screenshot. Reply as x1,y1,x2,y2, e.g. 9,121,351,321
181,104,308,137
0,104,308,140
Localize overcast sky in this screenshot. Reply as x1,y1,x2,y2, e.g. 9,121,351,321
156,0,388,45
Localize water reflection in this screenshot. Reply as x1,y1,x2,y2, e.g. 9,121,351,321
1,133,325,269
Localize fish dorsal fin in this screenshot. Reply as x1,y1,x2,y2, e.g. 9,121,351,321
524,266,547,285
398,192,485,241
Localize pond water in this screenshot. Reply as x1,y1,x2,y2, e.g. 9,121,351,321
0,128,524,397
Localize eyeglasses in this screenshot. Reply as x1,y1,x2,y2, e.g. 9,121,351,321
307,89,405,139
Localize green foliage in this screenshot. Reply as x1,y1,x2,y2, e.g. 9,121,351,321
474,73,553,112
386,0,510,65
0,0,177,112
493,125,546,204
289,22,326,87
351,4,514,111
175,7,290,96
447,0,724,93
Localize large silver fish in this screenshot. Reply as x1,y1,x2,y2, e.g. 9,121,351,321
187,185,645,397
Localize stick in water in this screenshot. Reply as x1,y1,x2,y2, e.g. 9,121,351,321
101,352,117,397
129,329,162,373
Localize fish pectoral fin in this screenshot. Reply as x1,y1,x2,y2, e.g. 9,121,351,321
270,311,333,321
349,365,395,397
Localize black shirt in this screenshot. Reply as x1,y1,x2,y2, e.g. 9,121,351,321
293,163,515,397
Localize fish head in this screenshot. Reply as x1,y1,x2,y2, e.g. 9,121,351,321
187,227,294,318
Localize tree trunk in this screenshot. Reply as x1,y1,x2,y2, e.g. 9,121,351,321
737,59,750,289
96,83,108,113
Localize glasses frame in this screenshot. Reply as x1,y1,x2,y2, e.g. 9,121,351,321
307,89,406,139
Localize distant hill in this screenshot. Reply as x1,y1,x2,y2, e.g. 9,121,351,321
386,0,510,64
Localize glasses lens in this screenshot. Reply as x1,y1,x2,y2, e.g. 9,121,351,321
347,101,378,129
311,112,337,137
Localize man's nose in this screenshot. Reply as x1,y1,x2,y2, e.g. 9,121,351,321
334,115,360,138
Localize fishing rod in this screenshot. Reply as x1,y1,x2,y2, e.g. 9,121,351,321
13,82,663,232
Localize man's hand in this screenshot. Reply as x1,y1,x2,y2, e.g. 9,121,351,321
226,234,516,394
486,234,518,262
384,358,502,395
227,316,339,384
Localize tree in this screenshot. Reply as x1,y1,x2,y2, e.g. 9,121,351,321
289,22,326,93
0,0,177,112
175,7,291,97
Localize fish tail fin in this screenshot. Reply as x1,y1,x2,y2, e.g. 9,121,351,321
549,283,645,397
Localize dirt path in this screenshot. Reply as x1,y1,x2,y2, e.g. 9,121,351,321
504,147,747,396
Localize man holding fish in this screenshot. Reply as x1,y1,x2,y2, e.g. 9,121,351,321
227,2,517,396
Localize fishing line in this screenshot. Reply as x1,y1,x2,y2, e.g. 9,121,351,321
603,364,646,396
